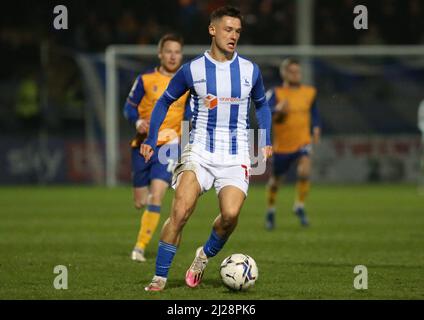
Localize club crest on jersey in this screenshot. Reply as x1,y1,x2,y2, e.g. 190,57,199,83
243,77,251,87
204,94,218,110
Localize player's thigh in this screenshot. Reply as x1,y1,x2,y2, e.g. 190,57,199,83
148,179,169,205
218,185,246,220
172,145,214,194
213,163,250,198
171,171,201,222
214,164,247,219
297,155,312,178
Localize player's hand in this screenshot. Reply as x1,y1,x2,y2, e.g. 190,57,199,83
136,119,150,134
140,143,154,162
312,127,321,145
261,146,273,162
275,99,289,114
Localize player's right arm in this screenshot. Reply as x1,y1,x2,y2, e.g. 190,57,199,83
310,97,321,144
183,95,193,131
123,75,149,134
140,64,191,161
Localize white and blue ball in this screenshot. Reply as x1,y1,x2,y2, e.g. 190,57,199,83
220,253,258,291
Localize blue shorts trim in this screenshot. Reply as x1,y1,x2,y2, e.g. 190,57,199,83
131,144,180,188
272,145,311,177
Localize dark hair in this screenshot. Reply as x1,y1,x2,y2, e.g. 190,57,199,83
158,33,184,52
281,57,300,70
210,5,243,25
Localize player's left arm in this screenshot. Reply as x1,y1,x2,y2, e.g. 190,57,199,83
310,96,321,145
123,75,147,132
252,64,273,160
141,65,191,161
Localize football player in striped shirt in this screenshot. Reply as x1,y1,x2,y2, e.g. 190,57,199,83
140,6,273,291
123,34,190,263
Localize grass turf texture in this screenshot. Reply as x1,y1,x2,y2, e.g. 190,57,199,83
0,184,423,299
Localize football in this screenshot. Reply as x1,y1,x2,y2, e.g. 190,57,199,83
219,254,258,291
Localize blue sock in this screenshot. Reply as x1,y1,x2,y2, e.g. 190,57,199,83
155,241,177,278
147,204,161,213
203,229,227,258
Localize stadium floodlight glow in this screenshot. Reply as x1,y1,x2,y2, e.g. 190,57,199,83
418,100,424,195
419,100,424,136
105,45,424,187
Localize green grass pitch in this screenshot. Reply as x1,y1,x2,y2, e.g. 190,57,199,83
0,184,423,299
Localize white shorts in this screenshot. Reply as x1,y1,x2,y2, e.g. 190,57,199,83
172,146,250,196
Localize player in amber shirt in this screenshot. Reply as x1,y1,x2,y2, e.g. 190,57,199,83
265,58,321,228
123,34,190,262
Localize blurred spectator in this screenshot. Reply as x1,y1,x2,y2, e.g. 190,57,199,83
1,0,423,135
14,71,41,132
407,0,424,44
16,73,39,120
116,10,140,44
2,0,422,56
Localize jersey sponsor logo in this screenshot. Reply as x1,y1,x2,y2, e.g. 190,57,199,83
193,78,206,84
204,95,247,109
219,97,244,103
204,94,218,110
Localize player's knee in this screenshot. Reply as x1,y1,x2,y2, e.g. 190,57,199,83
268,177,279,190
297,167,310,180
134,199,147,210
149,192,163,206
268,183,278,193
298,161,311,178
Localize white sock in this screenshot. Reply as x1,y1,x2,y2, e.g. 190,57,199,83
198,247,208,259
153,275,167,283
294,202,305,210
268,207,276,213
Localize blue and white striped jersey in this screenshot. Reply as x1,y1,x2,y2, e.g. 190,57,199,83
146,50,271,165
